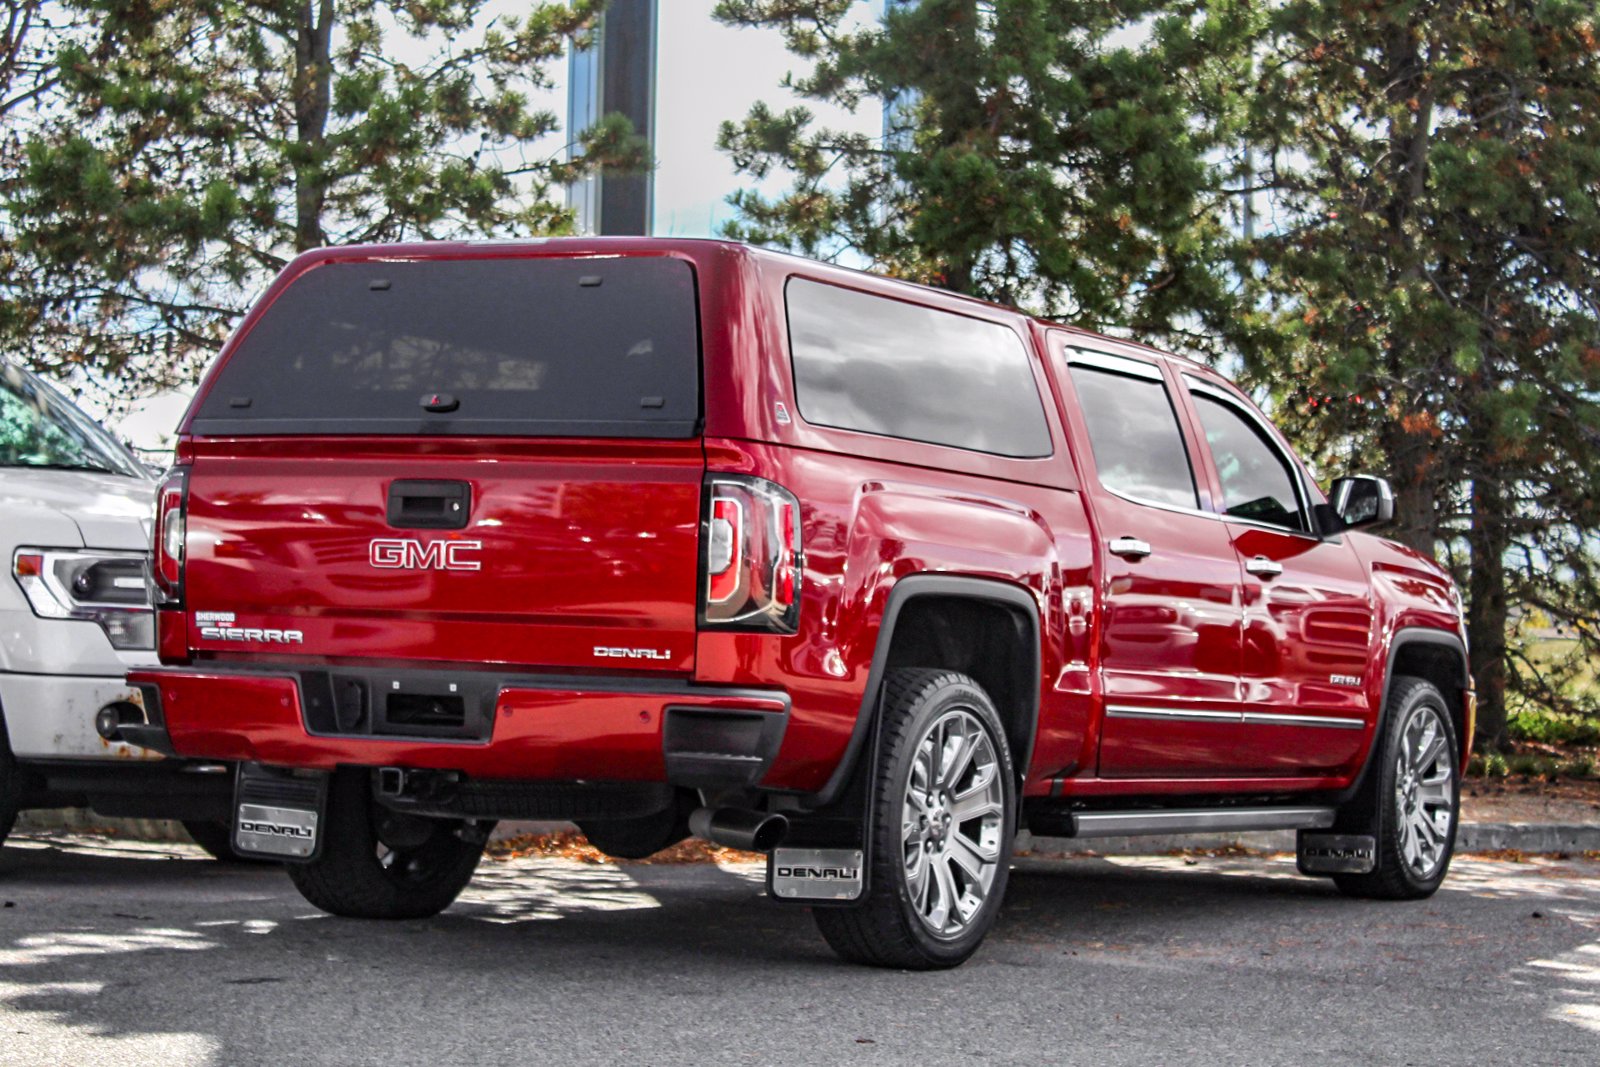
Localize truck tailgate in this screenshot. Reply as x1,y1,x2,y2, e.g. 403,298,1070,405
182,437,703,672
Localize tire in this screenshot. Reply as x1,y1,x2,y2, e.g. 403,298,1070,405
579,793,693,860
181,819,269,864
285,769,486,919
1333,676,1460,900
813,669,1016,969
0,725,20,850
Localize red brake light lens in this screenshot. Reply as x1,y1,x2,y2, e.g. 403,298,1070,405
700,475,803,633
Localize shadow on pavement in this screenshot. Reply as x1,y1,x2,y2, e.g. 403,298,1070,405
1,834,1598,1065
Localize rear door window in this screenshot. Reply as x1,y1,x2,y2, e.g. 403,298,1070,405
785,278,1052,458
1067,356,1199,509
192,255,701,437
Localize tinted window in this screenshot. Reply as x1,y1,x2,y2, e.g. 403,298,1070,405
193,256,701,437
1068,362,1198,509
0,362,145,478
1190,389,1306,532
786,279,1051,458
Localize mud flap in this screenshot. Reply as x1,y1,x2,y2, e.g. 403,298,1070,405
765,692,886,907
1297,831,1377,875
233,762,328,861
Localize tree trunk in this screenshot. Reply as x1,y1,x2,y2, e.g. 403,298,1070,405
293,0,333,252
1378,420,1439,556
1467,473,1511,750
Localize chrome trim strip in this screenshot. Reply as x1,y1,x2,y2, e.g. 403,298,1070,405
1069,806,1338,839
1243,712,1367,730
1106,705,1241,723
1065,347,1165,381
1107,705,1368,730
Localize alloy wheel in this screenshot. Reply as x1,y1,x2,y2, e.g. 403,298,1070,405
1393,702,1455,880
901,706,1005,939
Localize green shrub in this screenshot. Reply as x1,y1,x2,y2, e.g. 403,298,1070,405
1506,709,1600,746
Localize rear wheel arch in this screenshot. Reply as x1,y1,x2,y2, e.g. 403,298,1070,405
811,575,1043,807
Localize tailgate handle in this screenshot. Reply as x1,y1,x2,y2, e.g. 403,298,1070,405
387,480,471,530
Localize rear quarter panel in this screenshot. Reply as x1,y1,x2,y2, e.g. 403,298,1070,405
697,251,1095,795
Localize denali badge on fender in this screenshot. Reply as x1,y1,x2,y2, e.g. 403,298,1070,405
769,847,865,903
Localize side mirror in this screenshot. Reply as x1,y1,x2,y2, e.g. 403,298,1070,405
1327,475,1395,530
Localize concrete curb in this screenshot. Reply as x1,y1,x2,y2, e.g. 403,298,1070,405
16,809,1598,855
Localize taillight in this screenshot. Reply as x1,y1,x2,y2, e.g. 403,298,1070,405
152,468,188,605
700,475,803,633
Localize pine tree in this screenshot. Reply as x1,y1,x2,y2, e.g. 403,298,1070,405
1237,0,1600,746
712,0,1252,358
2,0,645,393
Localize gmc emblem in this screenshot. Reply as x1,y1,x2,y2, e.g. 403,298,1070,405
369,538,482,571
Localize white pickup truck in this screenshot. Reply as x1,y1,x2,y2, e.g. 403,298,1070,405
0,360,236,858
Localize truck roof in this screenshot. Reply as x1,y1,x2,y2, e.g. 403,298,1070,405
281,237,1200,370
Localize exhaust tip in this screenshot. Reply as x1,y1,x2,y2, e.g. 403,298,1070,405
95,701,145,742
689,807,789,853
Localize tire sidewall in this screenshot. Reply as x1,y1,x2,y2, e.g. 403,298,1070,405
879,675,1016,966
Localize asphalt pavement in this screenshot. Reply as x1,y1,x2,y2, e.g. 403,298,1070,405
1,833,1597,1066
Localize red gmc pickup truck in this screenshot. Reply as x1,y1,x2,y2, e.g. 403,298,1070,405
123,238,1474,969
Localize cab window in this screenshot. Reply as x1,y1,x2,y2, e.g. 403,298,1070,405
1188,384,1307,532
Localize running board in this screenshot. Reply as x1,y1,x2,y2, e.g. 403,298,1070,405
1066,807,1337,839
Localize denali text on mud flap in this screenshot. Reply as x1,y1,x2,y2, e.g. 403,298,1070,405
234,802,319,859
770,848,865,903
369,538,482,571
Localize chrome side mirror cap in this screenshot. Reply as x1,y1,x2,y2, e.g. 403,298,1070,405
1327,475,1395,530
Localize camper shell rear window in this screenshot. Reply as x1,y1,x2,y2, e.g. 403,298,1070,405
191,255,702,438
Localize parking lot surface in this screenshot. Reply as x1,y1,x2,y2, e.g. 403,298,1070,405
1,834,1597,1066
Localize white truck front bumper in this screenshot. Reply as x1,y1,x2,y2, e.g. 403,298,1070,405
0,670,163,762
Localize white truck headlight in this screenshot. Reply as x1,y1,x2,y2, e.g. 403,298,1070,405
12,547,155,651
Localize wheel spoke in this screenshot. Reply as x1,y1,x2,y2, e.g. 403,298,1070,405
940,723,977,791
1414,728,1445,774
908,851,931,914
929,851,958,931
1418,779,1451,806
951,829,997,873
1400,818,1421,869
911,741,935,796
951,778,1001,821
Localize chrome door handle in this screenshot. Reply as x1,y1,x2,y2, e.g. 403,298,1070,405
1246,555,1284,578
1108,537,1153,560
